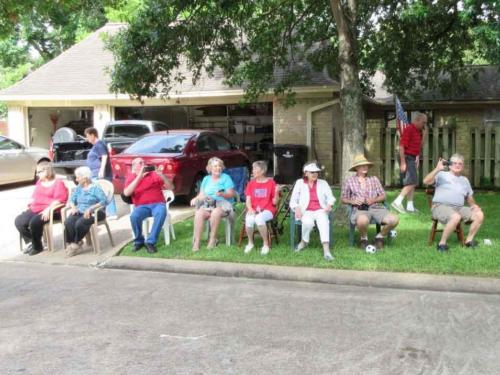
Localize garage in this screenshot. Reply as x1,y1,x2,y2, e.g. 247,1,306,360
114,103,274,168
28,107,93,149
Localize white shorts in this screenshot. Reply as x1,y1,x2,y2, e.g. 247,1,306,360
246,210,274,228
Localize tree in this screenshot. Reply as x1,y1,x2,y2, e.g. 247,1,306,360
0,0,128,117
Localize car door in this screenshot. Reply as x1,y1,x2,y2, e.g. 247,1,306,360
0,137,34,184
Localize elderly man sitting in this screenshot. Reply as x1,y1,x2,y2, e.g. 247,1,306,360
123,158,174,254
423,153,484,252
341,154,399,249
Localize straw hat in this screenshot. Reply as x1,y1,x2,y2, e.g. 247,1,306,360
349,154,374,172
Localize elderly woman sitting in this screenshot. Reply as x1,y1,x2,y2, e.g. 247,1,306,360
341,154,399,249
64,166,107,257
15,161,68,256
190,157,236,252
244,160,279,255
290,161,335,261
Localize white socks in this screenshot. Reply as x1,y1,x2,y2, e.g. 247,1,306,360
406,201,415,211
394,195,404,205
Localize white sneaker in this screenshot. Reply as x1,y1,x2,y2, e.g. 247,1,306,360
244,243,254,254
260,245,270,255
107,215,118,220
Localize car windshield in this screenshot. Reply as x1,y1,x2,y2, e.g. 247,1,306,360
104,124,150,138
124,134,191,154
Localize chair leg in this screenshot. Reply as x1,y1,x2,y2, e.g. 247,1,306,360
225,218,233,246
88,226,99,254
238,222,246,246
43,225,53,252
170,214,176,240
428,220,438,245
104,221,114,248
164,217,170,246
349,223,355,247
456,222,465,246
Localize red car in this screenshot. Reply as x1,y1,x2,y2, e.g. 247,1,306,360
111,130,250,199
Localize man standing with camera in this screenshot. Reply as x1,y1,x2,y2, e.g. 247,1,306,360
341,155,399,249
391,112,428,213
423,154,484,252
123,158,174,253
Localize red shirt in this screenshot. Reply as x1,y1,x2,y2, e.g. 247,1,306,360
400,123,422,156
30,179,68,213
245,178,277,215
125,172,165,206
306,181,322,211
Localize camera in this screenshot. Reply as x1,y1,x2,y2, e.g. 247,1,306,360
357,203,369,211
143,165,155,172
441,159,452,167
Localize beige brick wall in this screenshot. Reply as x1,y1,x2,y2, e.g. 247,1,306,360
273,97,338,183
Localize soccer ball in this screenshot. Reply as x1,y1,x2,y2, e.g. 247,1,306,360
389,230,397,238
365,244,377,254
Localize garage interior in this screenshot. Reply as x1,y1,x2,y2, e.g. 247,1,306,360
28,107,93,149
115,103,274,166
28,102,274,167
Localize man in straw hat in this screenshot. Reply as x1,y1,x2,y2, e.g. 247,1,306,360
341,154,399,249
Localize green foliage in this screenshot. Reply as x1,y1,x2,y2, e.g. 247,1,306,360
107,0,498,102
121,191,500,277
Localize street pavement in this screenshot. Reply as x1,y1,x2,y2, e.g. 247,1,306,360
1,262,500,375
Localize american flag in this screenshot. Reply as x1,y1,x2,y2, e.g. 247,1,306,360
395,96,409,137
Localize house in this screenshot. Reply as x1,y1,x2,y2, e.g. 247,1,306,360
1,23,498,187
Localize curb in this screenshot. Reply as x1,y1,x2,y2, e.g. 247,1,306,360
102,257,500,295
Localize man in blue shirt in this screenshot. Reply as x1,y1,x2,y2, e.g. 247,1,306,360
84,127,117,219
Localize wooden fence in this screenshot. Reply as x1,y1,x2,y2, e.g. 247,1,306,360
381,126,500,188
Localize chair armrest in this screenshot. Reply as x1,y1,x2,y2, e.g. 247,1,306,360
94,206,105,224
47,203,65,225
60,206,71,225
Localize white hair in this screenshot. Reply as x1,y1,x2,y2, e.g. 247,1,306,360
450,153,464,163
74,166,92,181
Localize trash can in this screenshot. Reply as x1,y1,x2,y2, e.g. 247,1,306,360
273,144,308,184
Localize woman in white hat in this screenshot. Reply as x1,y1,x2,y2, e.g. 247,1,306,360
289,161,335,260
341,154,399,249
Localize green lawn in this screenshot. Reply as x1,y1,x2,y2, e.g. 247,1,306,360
120,190,500,277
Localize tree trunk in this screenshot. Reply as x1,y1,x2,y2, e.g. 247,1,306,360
330,0,365,181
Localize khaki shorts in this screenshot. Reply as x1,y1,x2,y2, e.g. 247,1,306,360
350,207,391,225
431,204,472,224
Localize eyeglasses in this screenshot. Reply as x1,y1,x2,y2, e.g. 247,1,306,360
36,170,45,174
451,162,464,166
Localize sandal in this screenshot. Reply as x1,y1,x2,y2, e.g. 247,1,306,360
207,239,219,249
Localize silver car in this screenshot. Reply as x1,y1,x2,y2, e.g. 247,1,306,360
0,136,50,185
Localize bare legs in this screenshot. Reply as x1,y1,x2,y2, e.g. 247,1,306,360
192,207,226,251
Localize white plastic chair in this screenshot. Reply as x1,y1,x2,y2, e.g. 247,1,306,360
85,179,115,254
130,190,176,246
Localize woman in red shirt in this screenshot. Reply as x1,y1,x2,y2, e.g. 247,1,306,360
14,161,68,256
244,161,279,255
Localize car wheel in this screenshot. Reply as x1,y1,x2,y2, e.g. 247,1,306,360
187,173,205,202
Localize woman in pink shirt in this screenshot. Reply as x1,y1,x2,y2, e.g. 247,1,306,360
244,161,279,255
15,162,68,256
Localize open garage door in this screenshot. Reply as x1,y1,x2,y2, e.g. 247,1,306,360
28,107,93,149
115,103,274,168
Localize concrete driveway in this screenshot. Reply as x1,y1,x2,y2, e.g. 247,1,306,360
0,182,194,264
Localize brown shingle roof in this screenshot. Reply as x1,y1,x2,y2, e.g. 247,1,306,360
0,23,337,99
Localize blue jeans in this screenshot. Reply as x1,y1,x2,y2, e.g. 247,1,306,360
130,203,167,245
